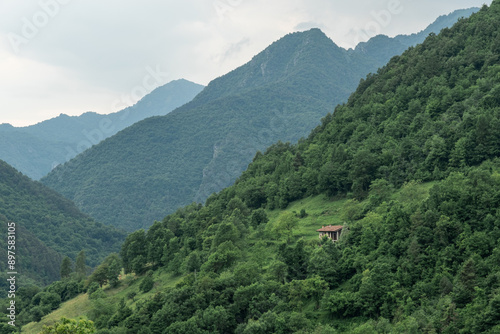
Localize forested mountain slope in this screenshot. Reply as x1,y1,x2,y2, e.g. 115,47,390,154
0,160,126,290
22,2,500,333
0,79,203,180
41,9,477,232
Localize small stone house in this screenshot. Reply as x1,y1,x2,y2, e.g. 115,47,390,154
317,225,343,242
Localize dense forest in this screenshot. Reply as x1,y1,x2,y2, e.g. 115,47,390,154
40,8,477,233
10,2,500,333
0,160,126,290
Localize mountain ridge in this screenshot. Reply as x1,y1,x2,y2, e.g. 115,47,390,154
0,79,204,180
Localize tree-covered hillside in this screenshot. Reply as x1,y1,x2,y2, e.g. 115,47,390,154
22,2,500,333
0,79,203,180
0,160,126,290
41,9,477,232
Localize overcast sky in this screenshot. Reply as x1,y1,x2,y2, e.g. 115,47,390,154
0,0,493,126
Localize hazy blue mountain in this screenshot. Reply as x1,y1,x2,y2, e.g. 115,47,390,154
0,79,204,180
42,8,477,232
352,7,479,66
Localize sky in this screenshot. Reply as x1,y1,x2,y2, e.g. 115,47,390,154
0,0,493,127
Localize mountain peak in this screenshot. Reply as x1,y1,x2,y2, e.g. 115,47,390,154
0,123,14,129
189,28,343,106
352,7,480,65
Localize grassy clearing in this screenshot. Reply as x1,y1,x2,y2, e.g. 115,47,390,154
22,293,92,334
265,194,348,242
21,271,182,333
23,182,435,332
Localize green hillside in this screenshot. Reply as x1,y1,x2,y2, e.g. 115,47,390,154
0,79,204,180
41,9,478,232
19,2,500,333
0,160,126,290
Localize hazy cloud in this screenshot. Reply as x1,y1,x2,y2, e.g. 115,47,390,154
0,0,492,126
294,21,329,32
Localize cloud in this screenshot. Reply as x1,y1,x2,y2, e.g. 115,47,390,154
0,0,493,126
218,37,251,62
294,21,328,32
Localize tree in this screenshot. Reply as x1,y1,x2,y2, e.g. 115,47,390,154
288,276,328,310
368,178,393,207
87,297,115,328
88,253,121,288
164,318,204,334
60,257,73,279
268,260,288,284
32,291,62,310
0,323,16,334
198,306,233,333
40,317,95,333
357,260,394,317
186,252,201,274
250,208,269,227
202,241,241,273
273,211,298,242
453,257,477,307
107,298,132,328
88,264,108,288
106,253,122,287
147,223,174,267
75,250,87,278
121,229,147,274
226,197,250,217
278,239,309,280
308,242,340,287
350,149,379,199
140,271,155,293
212,221,240,250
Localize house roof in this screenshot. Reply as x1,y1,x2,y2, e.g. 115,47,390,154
316,225,343,232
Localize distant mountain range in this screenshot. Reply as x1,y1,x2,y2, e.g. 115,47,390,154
0,160,126,291
0,79,204,180
41,8,478,232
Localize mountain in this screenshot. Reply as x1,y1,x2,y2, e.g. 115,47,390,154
352,7,479,65
22,2,500,332
43,29,360,232
0,79,204,180
41,8,479,232
0,160,126,292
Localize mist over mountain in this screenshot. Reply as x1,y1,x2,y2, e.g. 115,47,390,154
41,8,479,232
0,79,204,180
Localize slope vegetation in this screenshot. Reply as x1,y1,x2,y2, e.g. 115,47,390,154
41,8,477,232
24,2,500,333
0,160,126,290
